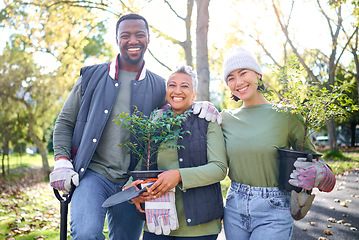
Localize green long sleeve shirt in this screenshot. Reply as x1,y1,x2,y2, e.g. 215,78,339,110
144,121,227,237
221,104,316,187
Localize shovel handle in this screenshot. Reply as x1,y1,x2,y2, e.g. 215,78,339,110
53,182,76,240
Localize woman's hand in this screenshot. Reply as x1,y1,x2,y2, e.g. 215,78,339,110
148,169,182,198
123,180,154,212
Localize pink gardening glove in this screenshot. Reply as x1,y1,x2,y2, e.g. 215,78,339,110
143,181,178,235
289,157,336,192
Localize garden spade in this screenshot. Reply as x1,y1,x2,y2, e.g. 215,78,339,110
102,178,157,208
54,183,75,240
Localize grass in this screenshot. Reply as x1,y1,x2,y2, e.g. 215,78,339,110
1,150,358,239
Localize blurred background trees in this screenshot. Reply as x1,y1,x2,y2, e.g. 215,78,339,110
0,0,358,174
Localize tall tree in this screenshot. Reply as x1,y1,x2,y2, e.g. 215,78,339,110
196,0,210,100
271,0,358,151
1,0,115,173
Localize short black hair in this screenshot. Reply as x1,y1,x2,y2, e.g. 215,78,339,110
116,13,149,37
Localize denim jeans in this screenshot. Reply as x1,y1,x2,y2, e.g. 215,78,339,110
143,231,218,240
223,182,294,240
70,169,144,240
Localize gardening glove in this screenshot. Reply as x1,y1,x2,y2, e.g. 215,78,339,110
161,104,171,112
150,109,164,121
192,101,222,124
49,157,79,194
290,190,315,220
289,157,336,192
143,182,179,235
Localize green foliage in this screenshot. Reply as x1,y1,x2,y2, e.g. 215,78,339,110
114,108,190,170
323,150,351,160
271,57,358,150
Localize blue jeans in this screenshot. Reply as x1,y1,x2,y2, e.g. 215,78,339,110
223,182,294,240
70,169,144,240
143,231,218,240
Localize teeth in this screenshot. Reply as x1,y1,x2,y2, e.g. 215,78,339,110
128,48,140,52
173,97,183,102
238,86,249,92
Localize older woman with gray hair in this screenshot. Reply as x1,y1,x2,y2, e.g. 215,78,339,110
129,65,227,240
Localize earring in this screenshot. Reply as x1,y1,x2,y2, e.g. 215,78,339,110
231,94,240,102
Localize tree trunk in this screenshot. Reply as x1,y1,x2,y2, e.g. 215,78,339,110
184,0,194,66
2,154,5,177
195,0,210,101
327,119,338,150
26,104,50,175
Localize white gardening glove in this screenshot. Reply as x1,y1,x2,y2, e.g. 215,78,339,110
143,182,179,235
290,190,315,220
49,157,79,194
192,101,222,124
150,109,164,121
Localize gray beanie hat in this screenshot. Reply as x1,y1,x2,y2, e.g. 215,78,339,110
223,47,262,83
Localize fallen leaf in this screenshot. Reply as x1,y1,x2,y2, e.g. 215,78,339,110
323,230,332,235
309,222,317,226
337,219,346,224
327,217,336,223
327,225,333,228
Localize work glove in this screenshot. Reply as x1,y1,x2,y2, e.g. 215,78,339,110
288,157,336,192
49,157,79,194
150,109,164,121
143,182,179,235
192,101,222,124
290,190,315,220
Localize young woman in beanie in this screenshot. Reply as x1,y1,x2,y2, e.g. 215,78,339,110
220,47,336,240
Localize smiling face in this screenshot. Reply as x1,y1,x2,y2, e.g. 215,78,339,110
227,69,263,106
116,19,149,70
166,72,197,115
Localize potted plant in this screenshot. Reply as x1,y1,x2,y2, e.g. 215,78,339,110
114,107,190,180
269,57,357,192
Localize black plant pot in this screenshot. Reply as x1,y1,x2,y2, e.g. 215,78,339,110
278,148,322,193
130,170,164,220
130,170,164,181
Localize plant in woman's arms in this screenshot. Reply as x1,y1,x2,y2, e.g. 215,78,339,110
271,56,357,151
114,107,191,171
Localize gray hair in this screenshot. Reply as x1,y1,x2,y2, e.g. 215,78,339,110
167,65,198,91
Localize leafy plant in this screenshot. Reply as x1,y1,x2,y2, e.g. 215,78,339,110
270,57,358,151
114,108,190,170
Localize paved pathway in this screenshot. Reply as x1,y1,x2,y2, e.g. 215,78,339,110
217,169,359,240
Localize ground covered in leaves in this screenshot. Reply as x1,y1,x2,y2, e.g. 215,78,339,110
0,167,61,240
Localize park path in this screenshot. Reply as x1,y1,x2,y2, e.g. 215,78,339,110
217,169,359,240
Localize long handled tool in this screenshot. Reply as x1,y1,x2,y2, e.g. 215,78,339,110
54,184,75,240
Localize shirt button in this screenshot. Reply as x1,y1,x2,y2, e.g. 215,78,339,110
92,138,97,143
104,109,108,114
80,168,85,172
187,218,191,223
115,83,119,87
179,158,183,162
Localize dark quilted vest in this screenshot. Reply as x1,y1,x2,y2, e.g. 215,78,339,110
178,113,224,226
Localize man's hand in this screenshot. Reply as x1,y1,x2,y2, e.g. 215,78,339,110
49,157,79,194
192,101,222,124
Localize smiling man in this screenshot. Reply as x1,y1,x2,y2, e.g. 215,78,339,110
50,13,167,240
